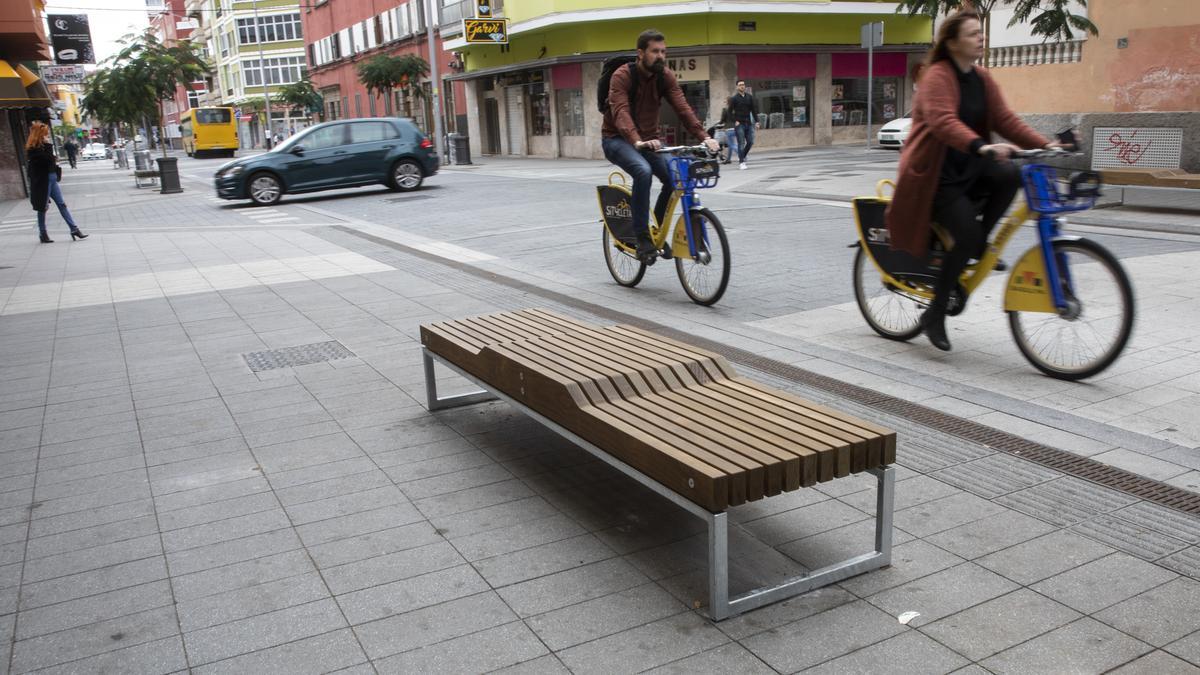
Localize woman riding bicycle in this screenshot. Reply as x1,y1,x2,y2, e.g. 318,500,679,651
885,10,1069,352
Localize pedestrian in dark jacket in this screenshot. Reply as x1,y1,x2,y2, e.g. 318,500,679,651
727,80,759,168
63,138,78,168
26,122,87,243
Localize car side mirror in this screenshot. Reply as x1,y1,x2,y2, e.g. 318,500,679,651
290,145,304,155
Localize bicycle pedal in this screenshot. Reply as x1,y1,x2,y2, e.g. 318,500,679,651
660,244,672,260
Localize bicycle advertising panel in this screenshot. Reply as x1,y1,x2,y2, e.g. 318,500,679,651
597,183,637,246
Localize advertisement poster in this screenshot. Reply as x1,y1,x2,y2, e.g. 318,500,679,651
832,84,844,99
882,82,896,99
831,103,844,122
883,103,896,119
793,106,807,124
47,15,95,64
792,85,806,100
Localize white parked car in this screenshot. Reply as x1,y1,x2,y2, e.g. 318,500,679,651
877,114,912,149
81,143,107,160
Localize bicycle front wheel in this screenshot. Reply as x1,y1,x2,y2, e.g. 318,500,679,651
675,208,730,306
852,246,924,341
1008,238,1134,380
602,224,646,287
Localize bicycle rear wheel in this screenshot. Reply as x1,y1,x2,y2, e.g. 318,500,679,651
852,246,924,341
1008,238,1134,380
602,225,646,287
675,208,730,306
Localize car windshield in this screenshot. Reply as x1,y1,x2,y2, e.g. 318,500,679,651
271,127,316,153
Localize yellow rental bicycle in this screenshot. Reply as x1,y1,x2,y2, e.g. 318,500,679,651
852,150,1134,380
597,145,731,306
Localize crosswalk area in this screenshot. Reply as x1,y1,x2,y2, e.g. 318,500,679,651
201,194,302,224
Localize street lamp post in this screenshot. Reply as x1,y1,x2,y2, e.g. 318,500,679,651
425,0,444,161
252,0,272,148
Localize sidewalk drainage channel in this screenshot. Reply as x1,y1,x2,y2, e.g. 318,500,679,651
334,225,1200,517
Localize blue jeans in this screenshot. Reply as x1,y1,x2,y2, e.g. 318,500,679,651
724,128,738,161
37,173,78,235
735,123,756,162
601,136,672,237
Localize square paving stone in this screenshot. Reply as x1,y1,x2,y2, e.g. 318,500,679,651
34,636,187,675
893,492,1006,538
740,600,906,673
374,620,548,674
1109,650,1200,674
182,597,347,666
1094,577,1200,647
800,630,970,674
1030,552,1178,614
557,611,729,675
320,540,463,595
473,534,616,588
982,617,1153,674
644,642,775,674
925,509,1057,560
741,499,870,547
497,557,650,618
192,628,367,675
920,589,1081,661
867,562,1019,628
1165,630,1200,666
353,591,516,660
525,582,686,651
335,564,489,625
976,530,1115,585
838,539,966,599
10,605,180,672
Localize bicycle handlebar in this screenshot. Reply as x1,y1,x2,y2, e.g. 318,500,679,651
1012,148,1083,159
654,144,717,156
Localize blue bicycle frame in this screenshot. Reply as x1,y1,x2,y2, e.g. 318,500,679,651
667,154,718,259
1020,163,1097,312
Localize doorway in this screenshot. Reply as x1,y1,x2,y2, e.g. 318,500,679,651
483,98,501,155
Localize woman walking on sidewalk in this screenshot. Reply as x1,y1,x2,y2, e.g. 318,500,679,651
26,122,87,243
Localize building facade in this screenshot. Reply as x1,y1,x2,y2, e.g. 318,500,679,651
300,0,467,139
205,0,308,147
445,1,931,159
0,0,52,200
150,0,203,148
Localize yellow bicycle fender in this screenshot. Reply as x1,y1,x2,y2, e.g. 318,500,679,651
1004,247,1057,313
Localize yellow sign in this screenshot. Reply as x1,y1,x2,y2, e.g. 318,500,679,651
475,1,492,18
463,18,508,44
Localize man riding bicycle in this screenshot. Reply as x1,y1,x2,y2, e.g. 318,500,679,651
885,10,1070,352
602,29,720,264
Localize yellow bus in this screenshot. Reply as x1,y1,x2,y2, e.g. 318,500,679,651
180,107,238,158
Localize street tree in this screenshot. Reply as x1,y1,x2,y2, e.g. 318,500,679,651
896,0,1098,65
357,53,429,117
111,31,211,157
82,65,158,143
277,77,323,120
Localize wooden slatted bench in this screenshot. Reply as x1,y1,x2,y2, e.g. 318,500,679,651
421,308,895,620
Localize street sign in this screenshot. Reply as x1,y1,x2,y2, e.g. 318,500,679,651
462,18,508,44
47,14,96,64
40,65,86,85
860,21,884,49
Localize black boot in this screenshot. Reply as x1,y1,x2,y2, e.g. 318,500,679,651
635,232,658,266
921,307,952,352
70,229,88,240
39,232,53,243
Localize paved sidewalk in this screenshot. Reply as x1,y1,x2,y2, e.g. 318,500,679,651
2,158,1200,673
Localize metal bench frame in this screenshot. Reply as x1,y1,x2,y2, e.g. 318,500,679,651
423,347,894,621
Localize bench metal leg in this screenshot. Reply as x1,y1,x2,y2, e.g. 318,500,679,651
706,467,894,621
422,348,498,411
421,347,894,621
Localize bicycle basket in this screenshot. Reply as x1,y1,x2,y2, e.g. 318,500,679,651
1021,165,1101,214
689,158,720,187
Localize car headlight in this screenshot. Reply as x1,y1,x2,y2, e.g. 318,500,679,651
222,165,245,178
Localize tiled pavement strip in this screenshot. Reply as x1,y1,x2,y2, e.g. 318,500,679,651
0,159,1199,673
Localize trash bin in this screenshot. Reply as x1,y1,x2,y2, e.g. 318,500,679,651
134,149,153,171
448,132,472,165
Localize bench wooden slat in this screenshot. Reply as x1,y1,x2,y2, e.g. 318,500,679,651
420,309,894,513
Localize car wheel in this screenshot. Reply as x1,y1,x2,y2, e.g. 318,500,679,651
247,172,282,206
389,159,423,192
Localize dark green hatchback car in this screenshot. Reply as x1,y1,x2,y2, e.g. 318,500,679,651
214,118,439,206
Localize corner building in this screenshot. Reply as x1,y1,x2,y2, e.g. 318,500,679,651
447,1,931,159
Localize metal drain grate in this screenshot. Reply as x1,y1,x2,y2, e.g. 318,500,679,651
334,225,1200,517
243,340,355,372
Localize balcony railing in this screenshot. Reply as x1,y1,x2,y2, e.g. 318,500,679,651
988,39,1084,67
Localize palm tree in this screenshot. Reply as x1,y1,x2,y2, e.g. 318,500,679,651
277,78,323,120
112,31,211,157
896,0,1097,65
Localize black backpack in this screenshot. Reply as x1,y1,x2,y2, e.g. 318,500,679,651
597,56,664,114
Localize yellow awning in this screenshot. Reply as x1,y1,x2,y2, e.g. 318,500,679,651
0,60,53,109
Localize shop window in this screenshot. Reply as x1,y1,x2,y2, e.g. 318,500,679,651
831,78,901,126
745,79,811,129
529,83,552,136
556,89,583,137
